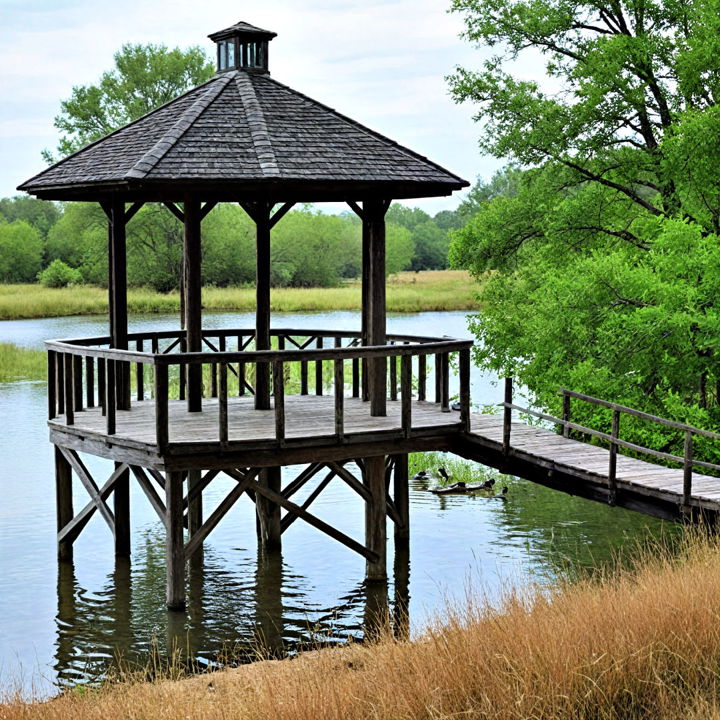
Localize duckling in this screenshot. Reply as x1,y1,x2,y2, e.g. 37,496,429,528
438,467,450,482
413,470,429,480
479,478,496,491
492,486,508,499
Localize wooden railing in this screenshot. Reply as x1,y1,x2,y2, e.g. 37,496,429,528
46,329,472,449
501,378,720,507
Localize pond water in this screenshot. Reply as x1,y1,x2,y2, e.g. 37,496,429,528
0,310,674,697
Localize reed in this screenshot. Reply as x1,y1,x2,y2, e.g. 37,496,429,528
0,271,478,320
5,530,720,719
0,344,46,382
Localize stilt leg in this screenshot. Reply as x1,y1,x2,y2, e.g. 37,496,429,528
187,470,203,563
393,541,410,640
363,579,389,640
256,467,282,551
55,446,74,562
364,456,387,580
393,453,409,544
166,471,186,610
114,462,131,557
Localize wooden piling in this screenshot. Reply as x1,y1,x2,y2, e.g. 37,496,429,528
165,471,186,609
256,467,282,551
114,462,131,557
392,453,409,543
363,455,387,580
55,446,74,562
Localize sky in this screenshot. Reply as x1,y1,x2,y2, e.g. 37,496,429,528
0,0,505,215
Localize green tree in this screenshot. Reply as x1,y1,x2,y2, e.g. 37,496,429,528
0,197,61,239
46,43,214,161
0,221,43,282
448,0,720,449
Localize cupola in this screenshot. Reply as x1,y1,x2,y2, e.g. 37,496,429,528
208,21,277,74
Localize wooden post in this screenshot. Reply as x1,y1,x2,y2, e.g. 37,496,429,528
184,197,203,412
363,455,387,580
459,348,471,431
55,446,73,562
365,200,390,417
393,453,409,543
361,206,370,403
503,376,513,456
188,469,203,562
257,467,282,551
166,471,186,610
608,409,620,505
683,430,693,512
562,392,571,438
108,198,130,410
255,205,272,410
114,462,131,557
441,352,450,412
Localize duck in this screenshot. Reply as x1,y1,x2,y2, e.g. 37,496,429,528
479,478,496,491
437,467,450,482
413,470,429,480
492,486,509,499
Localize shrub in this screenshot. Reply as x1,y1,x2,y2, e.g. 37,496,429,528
37,259,83,288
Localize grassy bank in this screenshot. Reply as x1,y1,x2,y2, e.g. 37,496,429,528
5,531,720,719
0,271,478,321
0,344,46,382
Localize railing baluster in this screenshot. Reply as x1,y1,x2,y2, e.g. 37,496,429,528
434,353,442,404
334,358,344,441
503,376,513,456
459,348,471,431
362,357,369,402
210,336,220,398
56,352,65,416
315,337,324,395
273,360,285,445
401,353,412,438
219,362,228,444
683,430,693,511
73,354,83,412
608,408,620,504
390,344,398,402
352,358,360,398
64,354,74,425
179,337,187,401
48,350,57,419
238,335,245,397
98,358,106,416
562,392,571,438
418,353,427,402
136,339,144,402
154,363,168,449
106,360,116,435
441,352,450,412
85,357,95,408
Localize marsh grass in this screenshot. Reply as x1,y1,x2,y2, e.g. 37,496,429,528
0,271,478,320
409,451,512,487
0,344,46,382
5,529,720,718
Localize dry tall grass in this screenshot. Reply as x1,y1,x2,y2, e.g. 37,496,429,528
5,531,720,719
0,271,478,320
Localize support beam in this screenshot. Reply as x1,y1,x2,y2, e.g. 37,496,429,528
184,197,203,412
114,462,131,557
256,466,282,551
55,446,74,562
363,455,387,580
107,198,130,410
392,453,409,543
255,204,272,409
166,471,186,610
364,199,391,416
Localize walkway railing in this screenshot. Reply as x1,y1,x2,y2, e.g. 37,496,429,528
46,329,472,449
501,377,720,506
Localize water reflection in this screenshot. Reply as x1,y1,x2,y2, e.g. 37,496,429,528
53,531,411,686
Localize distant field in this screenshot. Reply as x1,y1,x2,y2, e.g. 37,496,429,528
0,271,479,321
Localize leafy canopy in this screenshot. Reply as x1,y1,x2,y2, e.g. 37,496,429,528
448,0,720,450
45,43,214,162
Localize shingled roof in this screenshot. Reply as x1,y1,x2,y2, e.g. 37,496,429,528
19,68,468,202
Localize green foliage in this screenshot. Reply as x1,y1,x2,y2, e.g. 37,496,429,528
45,43,214,161
0,221,43,282
448,0,720,457
37,259,82,288
0,196,61,238
0,344,46,382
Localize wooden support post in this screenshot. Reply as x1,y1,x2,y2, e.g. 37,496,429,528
114,462,130,557
608,409,620,505
361,204,370,403
459,348,471,430
166,471,186,610
503,376,513,456
363,455,387,580
55,446,74,562
184,197,203,413
255,205,272,410
365,199,390,417
187,470,203,561
256,467,282,551
683,430,693,513
108,198,130,410
393,453,409,543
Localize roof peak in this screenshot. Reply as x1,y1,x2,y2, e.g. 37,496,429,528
208,21,277,42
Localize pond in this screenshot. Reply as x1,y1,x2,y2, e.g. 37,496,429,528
0,310,674,697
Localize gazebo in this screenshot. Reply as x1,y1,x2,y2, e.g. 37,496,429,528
19,21,471,609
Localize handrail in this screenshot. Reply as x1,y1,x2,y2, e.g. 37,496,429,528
501,377,719,510
46,328,473,451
